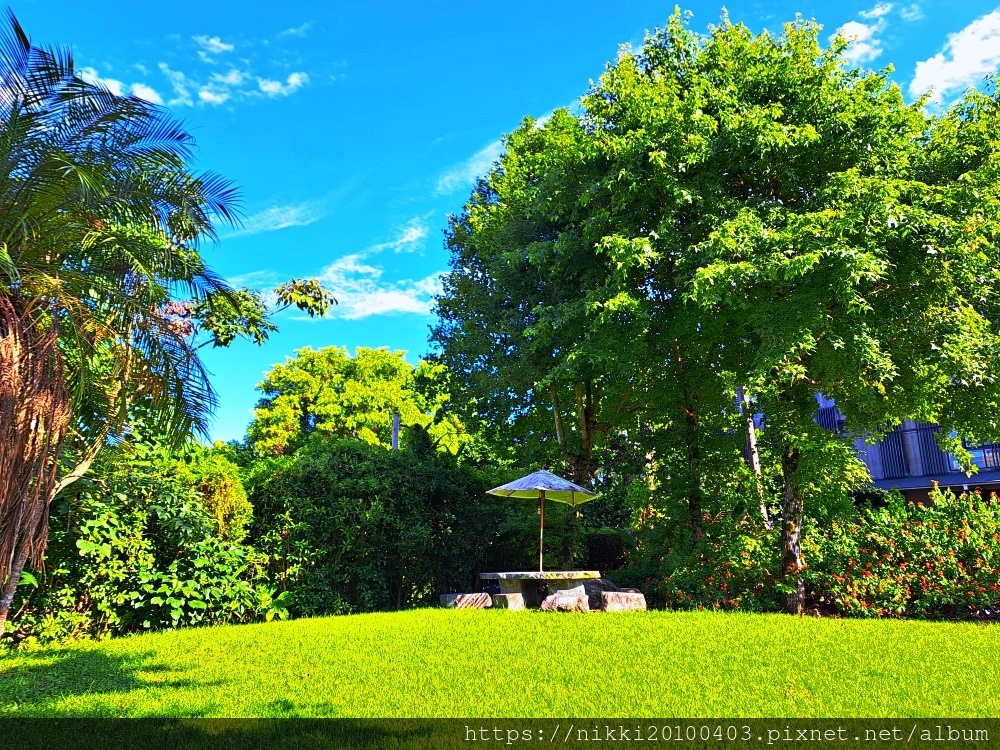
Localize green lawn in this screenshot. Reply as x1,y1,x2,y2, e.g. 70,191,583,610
2,609,998,718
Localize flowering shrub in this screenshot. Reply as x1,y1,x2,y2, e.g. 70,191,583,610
806,486,1000,619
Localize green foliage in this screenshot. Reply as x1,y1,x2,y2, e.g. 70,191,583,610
5,443,272,646
806,487,1000,619
622,510,784,613
248,346,471,457
245,439,537,615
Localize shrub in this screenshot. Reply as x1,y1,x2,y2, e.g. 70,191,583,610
5,443,275,647
806,486,1000,619
245,439,534,616
630,515,783,612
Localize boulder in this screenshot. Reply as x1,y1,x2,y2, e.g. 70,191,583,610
601,591,646,612
440,592,492,609
582,578,621,610
491,593,525,610
541,593,590,613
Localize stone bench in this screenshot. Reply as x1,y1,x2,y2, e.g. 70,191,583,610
601,591,646,612
439,592,492,609
479,571,601,608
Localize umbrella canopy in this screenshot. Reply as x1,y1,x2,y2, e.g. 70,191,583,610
487,470,598,572
486,469,599,506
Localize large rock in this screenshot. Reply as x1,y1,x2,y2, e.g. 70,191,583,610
601,591,646,612
582,578,622,610
491,593,525,610
541,593,590,613
440,592,492,609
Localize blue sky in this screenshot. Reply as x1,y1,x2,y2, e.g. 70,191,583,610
10,1,1000,441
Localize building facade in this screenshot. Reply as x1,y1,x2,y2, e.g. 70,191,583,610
814,394,1000,501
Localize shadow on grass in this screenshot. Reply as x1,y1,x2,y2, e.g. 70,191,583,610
0,647,218,716
1,718,450,749
1,651,458,747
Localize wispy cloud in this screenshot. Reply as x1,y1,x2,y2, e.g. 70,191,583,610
434,106,571,195
280,22,313,38
211,69,246,86
910,10,1000,101
129,82,163,104
900,3,923,21
79,66,163,104
367,219,429,254
147,29,321,108
316,255,443,319
229,215,440,319
225,202,323,239
193,35,235,54
831,4,893,65
159,62,193,106
226,269,281,289
859,3,894,19
436,139,504,195
198,88,229,105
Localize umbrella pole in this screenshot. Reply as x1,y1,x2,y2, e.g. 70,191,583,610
539,489,545,572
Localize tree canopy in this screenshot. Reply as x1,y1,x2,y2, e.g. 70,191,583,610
433,10,1000,612
249,346,469,457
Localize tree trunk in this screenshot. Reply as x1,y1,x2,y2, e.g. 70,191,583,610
571,382,597,485
780,446,805,614
0,297,72,637
550,388,566,447
737,386,771,529
0,544,29,637
683,391,703,543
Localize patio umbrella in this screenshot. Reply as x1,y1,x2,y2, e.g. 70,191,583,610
486,470,599,571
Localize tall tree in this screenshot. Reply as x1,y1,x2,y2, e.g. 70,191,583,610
0,14,331,634
248,346,467,457
432,111,644,487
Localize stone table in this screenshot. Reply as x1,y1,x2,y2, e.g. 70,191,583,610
480,571,601,608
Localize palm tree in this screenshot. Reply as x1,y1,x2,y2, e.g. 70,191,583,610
0,11,240,634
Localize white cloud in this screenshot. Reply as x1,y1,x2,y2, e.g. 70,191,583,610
211,69,246,86
257,72,309,96
226,202,322,238
367,219,429,254
900,3,923,21
227,269,281,289
78,66,124,95
831,16,888,65
436,139,504,194
910,10,1000,101
159,62,193,106
79,66,163,104
193,35,234,54
280,22,313,37
198,88,229,105
130,83,163,104
317,255,442,319
860,3,893,19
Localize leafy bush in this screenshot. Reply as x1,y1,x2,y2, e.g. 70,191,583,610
625,514,783,612
246,439,536,615
6,442,276,647
806,487,1000,619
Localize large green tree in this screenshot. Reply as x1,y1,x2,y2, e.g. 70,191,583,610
248,346,468,457
434,10,1000,615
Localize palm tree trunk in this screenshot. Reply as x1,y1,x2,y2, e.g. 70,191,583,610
0,297,72,637
0,544,29,637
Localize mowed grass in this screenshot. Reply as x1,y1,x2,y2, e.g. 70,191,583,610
1,609,998,718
